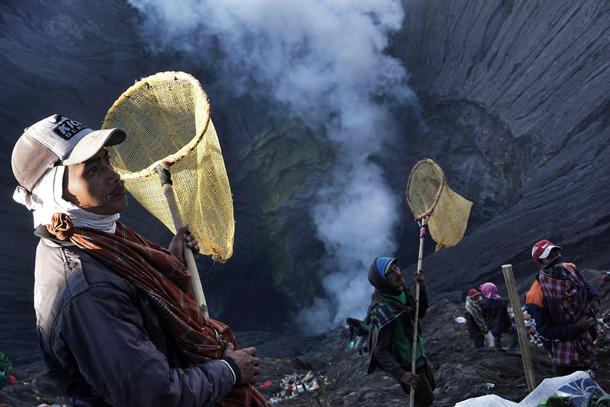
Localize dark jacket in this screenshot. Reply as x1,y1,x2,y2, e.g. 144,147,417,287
479,298,511,338
366,260,428,380
34,229,234,406
369,292,428,380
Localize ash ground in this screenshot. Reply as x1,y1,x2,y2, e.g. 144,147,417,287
1,270,608,406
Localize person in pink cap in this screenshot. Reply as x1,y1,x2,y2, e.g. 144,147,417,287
525,239,600,375
478,282,512,350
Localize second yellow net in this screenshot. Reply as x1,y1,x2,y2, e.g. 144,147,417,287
406,158,472,250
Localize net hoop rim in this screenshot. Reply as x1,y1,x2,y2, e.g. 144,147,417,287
405,158,446,220
102,71,211,180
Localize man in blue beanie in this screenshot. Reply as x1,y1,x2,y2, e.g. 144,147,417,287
366,257,434,407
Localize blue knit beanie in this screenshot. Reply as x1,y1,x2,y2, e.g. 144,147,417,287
375,257,398,279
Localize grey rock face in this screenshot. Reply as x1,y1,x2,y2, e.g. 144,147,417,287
392,0,610,296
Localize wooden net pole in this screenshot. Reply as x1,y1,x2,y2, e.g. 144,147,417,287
410,217,427,407
502,264,535,392
156,165,209,318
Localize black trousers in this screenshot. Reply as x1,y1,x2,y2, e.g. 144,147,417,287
400,361,435,407
554,364,591,376
465,314,485,348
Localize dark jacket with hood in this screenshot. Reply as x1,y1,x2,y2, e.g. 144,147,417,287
33,227,235,407
479,298,511,338
366,258,428,381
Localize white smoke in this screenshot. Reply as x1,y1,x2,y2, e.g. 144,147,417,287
128,0,418,333
306,163,402,332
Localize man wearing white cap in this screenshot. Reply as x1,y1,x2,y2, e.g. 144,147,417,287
11,114,269,406
525,239,600,376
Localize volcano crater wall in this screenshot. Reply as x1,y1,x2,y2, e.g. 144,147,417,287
393,0,610,295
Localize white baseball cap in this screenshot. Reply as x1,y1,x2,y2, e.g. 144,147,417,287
531,239,562,262
11,114,126,191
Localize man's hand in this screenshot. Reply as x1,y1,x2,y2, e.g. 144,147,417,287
575,316,595,331
168,225,200,261
590,299,601,315
413,271,426,285
399,371,420,388
223,343,261,385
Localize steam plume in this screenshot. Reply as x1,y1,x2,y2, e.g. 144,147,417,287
128,0,418,333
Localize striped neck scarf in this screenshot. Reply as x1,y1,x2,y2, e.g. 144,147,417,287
367,289,425,365
47,213,270,407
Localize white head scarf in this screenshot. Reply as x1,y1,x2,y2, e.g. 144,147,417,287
13,166,119,233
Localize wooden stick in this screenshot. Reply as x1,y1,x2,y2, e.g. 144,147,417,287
410,217,427,407
501,264,536,392
157,165,209,318
319,379,332,407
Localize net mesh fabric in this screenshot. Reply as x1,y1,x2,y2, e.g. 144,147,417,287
406,159,472,250
102,72,234,262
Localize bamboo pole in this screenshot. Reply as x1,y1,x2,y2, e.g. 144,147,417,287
501,264,536,392
319,378,332,407
410,218,427,407
156,165,209,317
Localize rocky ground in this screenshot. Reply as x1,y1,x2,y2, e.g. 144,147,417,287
1,270,608,406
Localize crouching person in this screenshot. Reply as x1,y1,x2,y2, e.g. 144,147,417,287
464,288,488,348
478,282,513,350
366,257,434,407
11,114,270,406
346,317,370,354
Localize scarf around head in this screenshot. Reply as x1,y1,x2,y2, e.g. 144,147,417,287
46,213,271,407
541,259,574,279
479,282,501,300
13,166,119,233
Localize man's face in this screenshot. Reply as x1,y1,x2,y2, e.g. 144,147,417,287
542,249,562,267
63,148,127,215
385,263,404,291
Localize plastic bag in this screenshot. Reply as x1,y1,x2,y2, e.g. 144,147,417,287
485,331,496,348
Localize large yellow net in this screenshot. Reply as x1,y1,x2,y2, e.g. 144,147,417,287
406,159,472,250
102,71,234,262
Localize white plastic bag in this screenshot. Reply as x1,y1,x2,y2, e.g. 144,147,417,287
484,331,496,348
456,371,602,407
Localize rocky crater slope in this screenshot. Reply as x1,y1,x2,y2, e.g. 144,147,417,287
2,270,608,406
